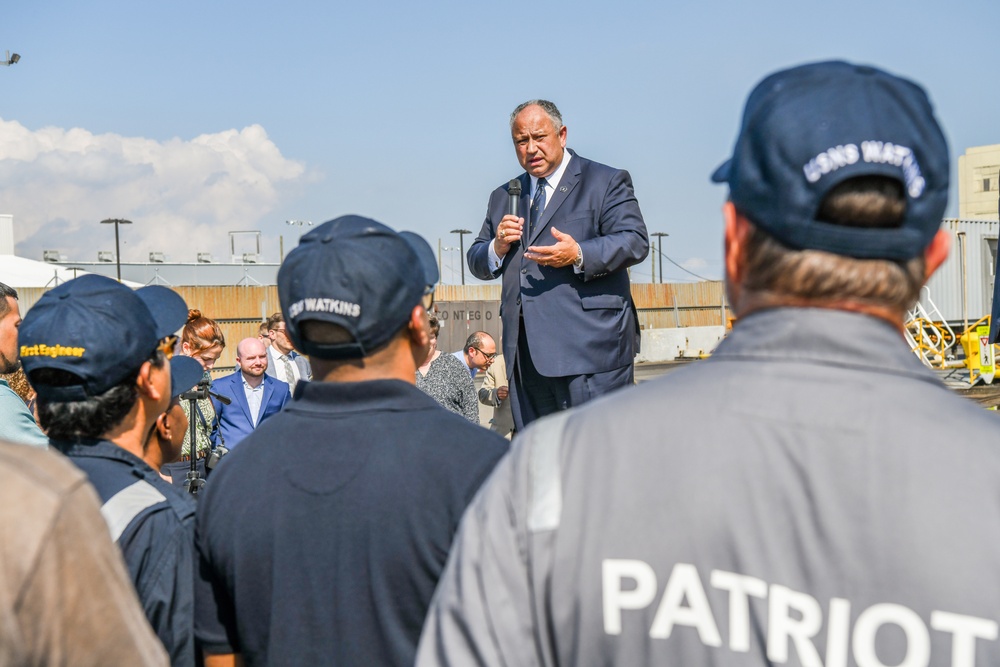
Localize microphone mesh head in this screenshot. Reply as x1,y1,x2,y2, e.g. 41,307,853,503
508,179,521,196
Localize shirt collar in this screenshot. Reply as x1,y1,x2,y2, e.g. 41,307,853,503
241,374,264,392
54,437,153,469
712,308,941,384
287,379,440,416
530,149,572,195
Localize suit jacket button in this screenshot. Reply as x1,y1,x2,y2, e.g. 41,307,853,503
516,297,521,306
521,268,527,274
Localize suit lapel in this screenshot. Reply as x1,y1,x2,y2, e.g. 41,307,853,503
528,152,581,246
260,376,274,420
233,374,254,426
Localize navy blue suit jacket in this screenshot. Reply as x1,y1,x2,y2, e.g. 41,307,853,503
468,151,648,378
210,372,289,449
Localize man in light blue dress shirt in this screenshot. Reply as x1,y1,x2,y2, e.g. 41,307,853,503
210,338,289,449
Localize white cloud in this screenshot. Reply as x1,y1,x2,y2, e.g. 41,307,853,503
0,119,306,263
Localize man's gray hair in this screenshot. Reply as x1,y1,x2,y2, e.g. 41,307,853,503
510,100,563,130
0,282,17,319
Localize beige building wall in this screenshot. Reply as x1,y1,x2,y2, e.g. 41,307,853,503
958,144,1000,219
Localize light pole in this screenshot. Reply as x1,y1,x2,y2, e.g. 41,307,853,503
100,218,132,282
1,51,20,67
283,220,314,261
450,229,471,285
651,232,669,284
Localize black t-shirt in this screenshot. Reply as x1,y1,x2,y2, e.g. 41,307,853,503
195,379,508,666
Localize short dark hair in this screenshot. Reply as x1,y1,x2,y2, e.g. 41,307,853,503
0,282,17,319
299,319,405,360
266,312,285,332
428,313,440,338
34,351,166,442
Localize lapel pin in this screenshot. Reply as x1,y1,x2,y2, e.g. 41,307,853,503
559,186,568,192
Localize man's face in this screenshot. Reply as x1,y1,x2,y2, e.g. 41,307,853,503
238,339,269,379
469,335,497,371
0,297,22,375
512,105,567,179
269,323,293,354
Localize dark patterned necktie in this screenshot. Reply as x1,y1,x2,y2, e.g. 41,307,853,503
529,177,547,236
281,354,296,385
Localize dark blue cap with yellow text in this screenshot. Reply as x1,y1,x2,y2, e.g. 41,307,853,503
20,274,188,402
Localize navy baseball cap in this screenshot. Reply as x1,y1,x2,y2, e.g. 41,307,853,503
20,274,189,402
278,215,439,359
711,61,949,260
169,356,204,399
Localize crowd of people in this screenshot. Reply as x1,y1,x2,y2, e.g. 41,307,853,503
4,60,1000,667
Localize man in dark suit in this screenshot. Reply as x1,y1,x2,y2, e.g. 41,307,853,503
211,337,289,449
468,99,649,429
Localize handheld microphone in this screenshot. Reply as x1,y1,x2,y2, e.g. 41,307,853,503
508,179,521,217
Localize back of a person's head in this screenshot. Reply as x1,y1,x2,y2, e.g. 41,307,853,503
741,176,925,312
712,61,949,315
277,215,438,366
35,353,166,442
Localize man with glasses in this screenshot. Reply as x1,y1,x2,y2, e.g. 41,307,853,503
453,331,496,379
19,274,204,667
265,312,312,394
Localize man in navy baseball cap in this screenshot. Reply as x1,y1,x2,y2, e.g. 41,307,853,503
196,216,508,667
711,60,950,262
19,273,201,666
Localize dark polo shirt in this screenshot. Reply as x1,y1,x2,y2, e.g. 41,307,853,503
195,379,507,666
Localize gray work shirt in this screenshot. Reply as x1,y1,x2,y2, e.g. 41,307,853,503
418,308,1000,666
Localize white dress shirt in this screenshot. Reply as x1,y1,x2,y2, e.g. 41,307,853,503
268,346,301,387
242,374,264,427
488,150,578,271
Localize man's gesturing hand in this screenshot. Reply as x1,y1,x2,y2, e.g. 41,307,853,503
524,228,580,268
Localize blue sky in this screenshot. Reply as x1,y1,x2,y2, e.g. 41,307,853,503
2,0,997,283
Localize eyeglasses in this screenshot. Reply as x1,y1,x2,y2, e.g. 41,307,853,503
422,289,435,311
157,335,178,360
472,347,497,362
